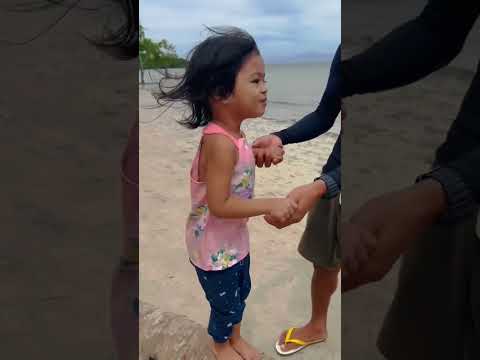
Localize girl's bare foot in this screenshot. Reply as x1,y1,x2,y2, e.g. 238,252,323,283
212,340,243,360
230,336,262,360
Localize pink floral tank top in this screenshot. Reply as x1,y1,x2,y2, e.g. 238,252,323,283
186,123,255,271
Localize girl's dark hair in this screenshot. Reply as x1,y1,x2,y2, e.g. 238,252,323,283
156,26,259,129
3,0,138,59
89,0,139,59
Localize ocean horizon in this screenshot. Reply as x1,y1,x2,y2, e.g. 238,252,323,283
140,61,340,135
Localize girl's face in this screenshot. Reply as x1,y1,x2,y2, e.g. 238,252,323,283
228,53,268,119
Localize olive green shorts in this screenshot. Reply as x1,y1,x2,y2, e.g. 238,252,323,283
298,194,341,269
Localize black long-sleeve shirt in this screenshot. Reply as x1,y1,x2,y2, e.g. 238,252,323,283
275,46,341,144
342,0,480,217
274,45,341,197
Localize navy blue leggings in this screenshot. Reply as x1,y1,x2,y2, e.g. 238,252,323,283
194,255,251,343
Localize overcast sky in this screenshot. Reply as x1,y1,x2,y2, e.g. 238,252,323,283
140,0,340,64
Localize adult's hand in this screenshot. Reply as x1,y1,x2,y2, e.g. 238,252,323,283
341,179,447,292
252,134,284,168
265,180,327,229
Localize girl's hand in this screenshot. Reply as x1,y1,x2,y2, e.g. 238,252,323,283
264,181,327,229
252,134,284,168
267,198,298,223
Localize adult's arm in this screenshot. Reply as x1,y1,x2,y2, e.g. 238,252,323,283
273,45,341,145
430,62,480,218
317,166,340,200
342,1,480,97
342,0,480,217
317,134,341,198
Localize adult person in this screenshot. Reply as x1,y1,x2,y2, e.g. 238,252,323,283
252,46,342,355
340,1,480,359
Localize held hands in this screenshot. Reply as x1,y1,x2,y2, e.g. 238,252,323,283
268,198,299,223
265,180,327,229
252,134,284,167
341,221,377,282
340,193,414,292
341,180,447,292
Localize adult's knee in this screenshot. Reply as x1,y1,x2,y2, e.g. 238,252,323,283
314,265,340,292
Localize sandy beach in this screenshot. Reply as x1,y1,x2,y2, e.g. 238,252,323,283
139,88,341,359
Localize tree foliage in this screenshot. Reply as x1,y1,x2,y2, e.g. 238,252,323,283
139,25,186,69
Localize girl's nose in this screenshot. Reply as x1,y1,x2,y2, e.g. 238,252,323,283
261,82,267,94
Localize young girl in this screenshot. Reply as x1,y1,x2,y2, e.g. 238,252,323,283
158,27,297,360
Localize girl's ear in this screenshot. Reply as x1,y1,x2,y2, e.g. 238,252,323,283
211,95,229,104
212,86,231,104
212,94,231,104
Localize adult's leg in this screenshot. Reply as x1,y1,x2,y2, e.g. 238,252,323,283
277,264,339,352
311,265,340,333
277,196,341,352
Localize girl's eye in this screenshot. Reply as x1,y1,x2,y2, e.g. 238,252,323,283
252,79,260,83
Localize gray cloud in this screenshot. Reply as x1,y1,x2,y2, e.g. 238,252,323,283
140,0,340,63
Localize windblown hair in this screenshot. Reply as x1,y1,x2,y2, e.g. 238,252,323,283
92,0,138,59
156,26,259,129
3,0,138,59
